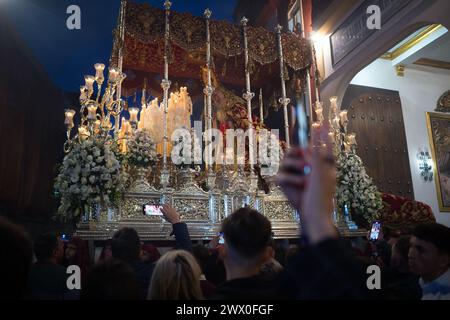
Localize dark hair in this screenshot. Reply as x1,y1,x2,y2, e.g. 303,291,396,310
221,207,272,259
34,233,58,262
204,250,226,286
382,225,393,240
394,236,411,260
274,241,288,267
81,259,140,300
0,217,33,299
285,245,300,265
192,244,210,272
374,240,391,266
111,227,141,262
412,223,450,254
382,225,401,241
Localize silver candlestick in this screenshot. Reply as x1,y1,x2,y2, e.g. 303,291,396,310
160,0,172,189
276,25,291,148
204,8,216,190
114,0,127,137
241,17,258,192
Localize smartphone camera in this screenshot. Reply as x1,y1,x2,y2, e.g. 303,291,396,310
369,221,381,241
143,204,163,216
60,234,71,242
218,232,225,244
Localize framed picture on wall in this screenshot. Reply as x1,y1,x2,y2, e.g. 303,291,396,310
426,112,450,212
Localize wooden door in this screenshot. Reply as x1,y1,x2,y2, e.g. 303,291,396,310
341,84,414,199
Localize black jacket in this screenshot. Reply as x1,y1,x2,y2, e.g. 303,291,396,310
280,239,371,299
171,222,193,252
211,274,278,300
130,222,192,299
383,268,422,300
211,239,372,300
28,262,68,300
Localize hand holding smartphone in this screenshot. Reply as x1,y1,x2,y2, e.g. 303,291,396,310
143,204,163,216
369,221,381,241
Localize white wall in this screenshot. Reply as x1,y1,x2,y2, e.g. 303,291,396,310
350,59,450,226
317,1,450,107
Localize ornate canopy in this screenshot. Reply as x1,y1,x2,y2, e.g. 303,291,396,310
111,1,312,95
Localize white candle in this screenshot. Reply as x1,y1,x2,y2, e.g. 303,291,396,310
79,86,88,101
78,127,90,141
314,101,323,111
328,131,335,141
84,75,95,92
129,107,139,123
339,110,348,125
87,103,98,120
315,108,324,123
330,96,338,112
120,118,126,133
122,119,130,135
225,147,235,165
347,133,357,146
108,68,119,83
332,117,340,129
259,88,264,125
64,109,76,129
102,117,112,131
236,154,245,166
94,120,101,133
94,63,105,82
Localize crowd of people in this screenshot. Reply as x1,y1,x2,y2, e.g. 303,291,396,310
1,125,450,300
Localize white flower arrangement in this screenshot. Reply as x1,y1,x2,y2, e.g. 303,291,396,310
55,136,126,222
336,151,382,224
126,130,157,168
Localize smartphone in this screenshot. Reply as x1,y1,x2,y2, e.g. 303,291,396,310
218,232,225,244
369,221,381,241
143,204,163,216
296,100,309,149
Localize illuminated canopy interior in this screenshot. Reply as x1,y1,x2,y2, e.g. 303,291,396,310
112,1,312,100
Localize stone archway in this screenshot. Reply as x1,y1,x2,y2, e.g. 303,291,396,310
321,22,428,105
320,0,450,108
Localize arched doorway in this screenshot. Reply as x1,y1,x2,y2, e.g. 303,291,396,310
340,24,450,225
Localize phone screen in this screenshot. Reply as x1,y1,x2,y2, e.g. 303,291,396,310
369,222,381,241
218,232,225,244
296,100,309,148
143,204,163,216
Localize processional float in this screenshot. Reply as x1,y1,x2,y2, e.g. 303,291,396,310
60,0,364,240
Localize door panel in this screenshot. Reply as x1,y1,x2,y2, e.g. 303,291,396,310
341,84,414,199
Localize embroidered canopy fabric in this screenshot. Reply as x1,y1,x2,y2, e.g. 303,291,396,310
380,193,436,231
113,2,311,90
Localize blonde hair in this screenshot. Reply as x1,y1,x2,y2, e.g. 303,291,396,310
148,250,204,300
